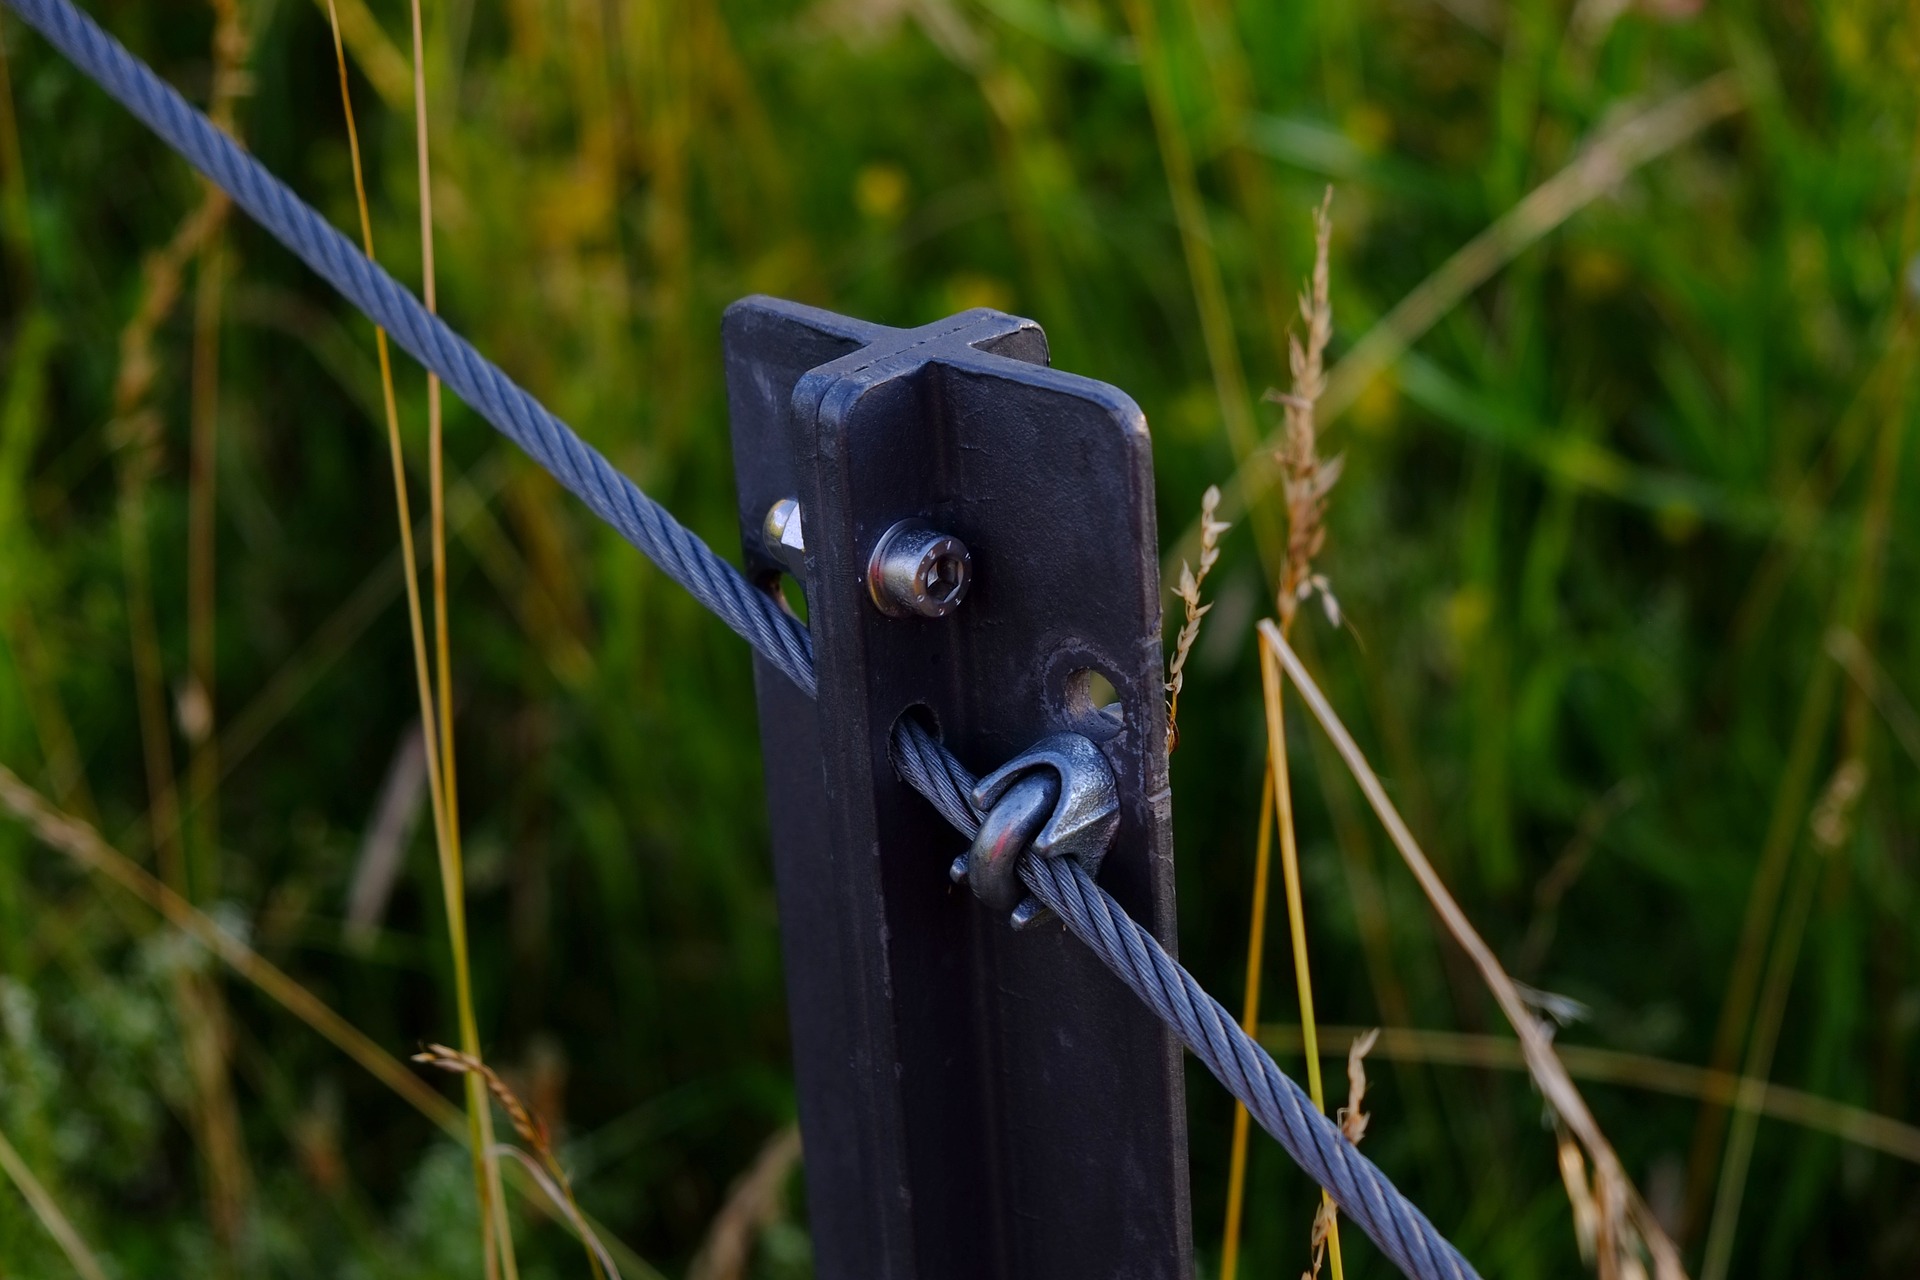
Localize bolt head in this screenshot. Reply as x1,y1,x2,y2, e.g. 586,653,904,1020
868,520,973,618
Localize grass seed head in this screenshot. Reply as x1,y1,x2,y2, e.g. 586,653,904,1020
1165,483,1229,751
1338,1028,1379,1145
1272,190,1341,634
413,1043,552,1158
1809,758,1867,853
1302,1197,1339,1280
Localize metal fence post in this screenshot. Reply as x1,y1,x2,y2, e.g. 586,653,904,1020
723,297,1191,1279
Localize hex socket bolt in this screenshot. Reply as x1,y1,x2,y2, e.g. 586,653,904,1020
866,520,972,618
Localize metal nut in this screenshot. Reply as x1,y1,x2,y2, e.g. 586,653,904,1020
866,520,972,618
762,497,807,578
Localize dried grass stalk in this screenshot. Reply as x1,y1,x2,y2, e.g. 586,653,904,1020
0,762,459,1129
414,1045,608,1280
1264,624,1686,1280
489,1145,624,1280
1164,76,1743,583
1808,758,1868,853
1166,483,1229,750
1558,1127,1601,1263
687,1125,804,1280
0,1124,108,1280
1261,1020,1920,1164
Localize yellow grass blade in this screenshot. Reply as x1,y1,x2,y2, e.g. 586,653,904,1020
0,1123,108,1280
0,24,34,287
307,0,411,107
1217,769,1272,1280
1259,627,1344,1280
320,3,509,1270
404,0,517,1266
1260,1023,1920,1166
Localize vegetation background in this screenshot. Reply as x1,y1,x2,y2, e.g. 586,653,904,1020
0,0,1916,1275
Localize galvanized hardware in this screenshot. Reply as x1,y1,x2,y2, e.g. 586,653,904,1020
972,733,1122,878
726,297,1189,1280
762,497,807,578
963,732,1120,927
866,520,972,618
957,771,1057,917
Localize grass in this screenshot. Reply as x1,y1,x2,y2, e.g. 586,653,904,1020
1216,768,1271,1280
0,0,1916,1275
0,1122,106,1280
321,0,514,1269
1256,1023,1920,1167
1269,622,1682,1277
1258,628,1347,1280
1224,194,1348,1280
0,760,658,1277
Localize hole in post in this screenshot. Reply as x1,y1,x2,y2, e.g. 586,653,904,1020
759,571,808,625
1065,669,1125,739
898,704,942,738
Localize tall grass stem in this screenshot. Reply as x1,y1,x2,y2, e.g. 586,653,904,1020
1260,628,1344,1280
1217,770,1273,1280
320,3,507,1271
405,0,517,1264
0,1121,108,1280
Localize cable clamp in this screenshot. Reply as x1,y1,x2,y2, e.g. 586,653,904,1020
949,733,1120,929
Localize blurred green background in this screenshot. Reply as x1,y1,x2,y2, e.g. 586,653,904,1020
1,0,1917,1274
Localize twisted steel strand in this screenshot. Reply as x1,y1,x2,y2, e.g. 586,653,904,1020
3,0,816,697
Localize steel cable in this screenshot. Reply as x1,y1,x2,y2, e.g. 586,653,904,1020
2,0,816,697
11,4,1479,1274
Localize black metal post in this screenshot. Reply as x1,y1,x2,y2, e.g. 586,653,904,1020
724,298,1191,1280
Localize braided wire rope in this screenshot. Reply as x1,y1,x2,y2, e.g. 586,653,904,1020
2,0,817,697
8,3,1478,1274
890,718,1480,1280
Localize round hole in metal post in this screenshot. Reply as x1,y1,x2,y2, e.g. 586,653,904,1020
758,570,809,625
1064,668,1125,740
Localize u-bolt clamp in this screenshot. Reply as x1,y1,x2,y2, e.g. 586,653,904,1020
950,733,1121,929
